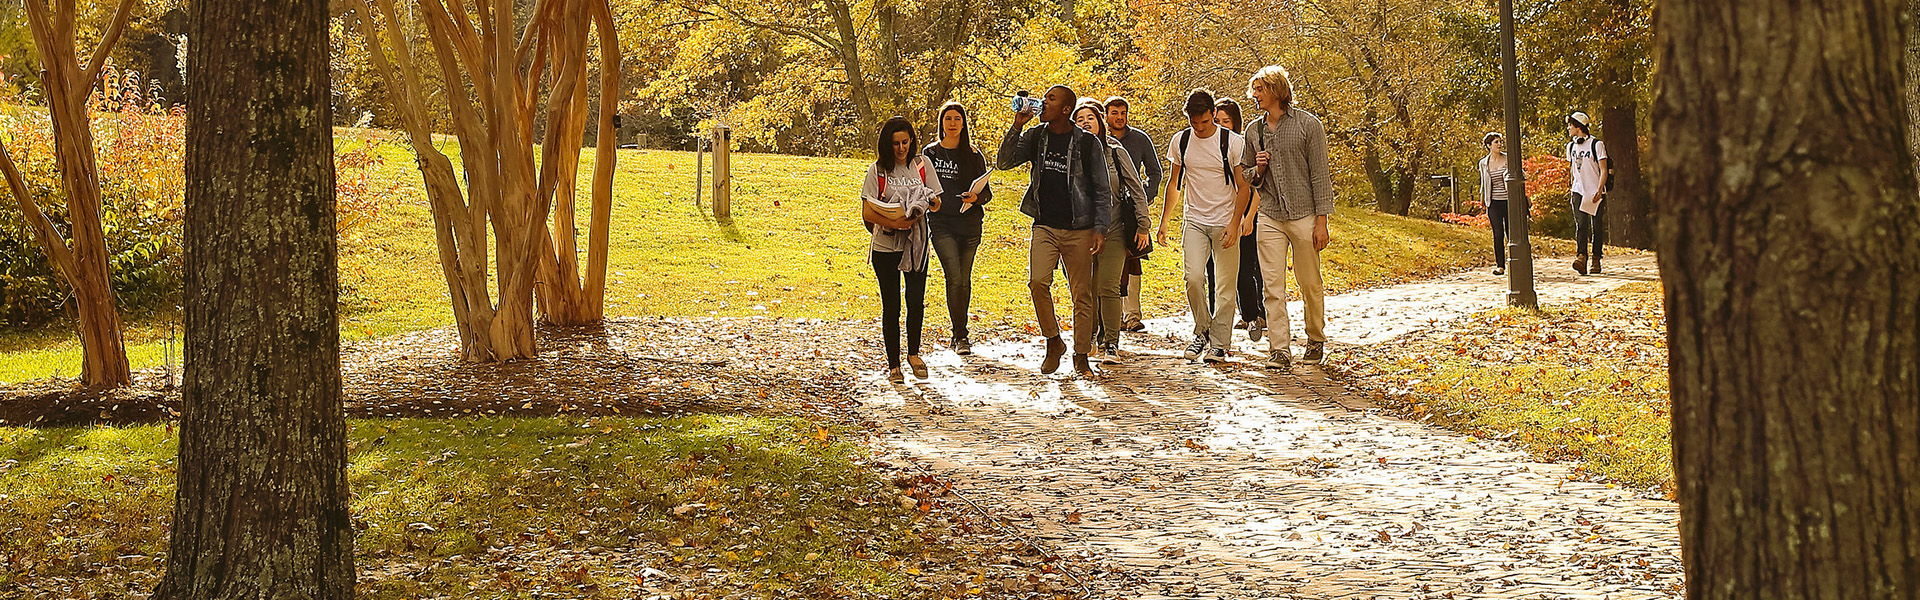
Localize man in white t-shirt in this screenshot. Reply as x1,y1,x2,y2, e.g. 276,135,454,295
1565,111,1609,275
1156,88,1252,363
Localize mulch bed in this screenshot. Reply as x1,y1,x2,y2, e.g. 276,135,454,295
0,316,895,427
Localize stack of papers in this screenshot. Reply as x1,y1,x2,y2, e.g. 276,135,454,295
865,197,908,220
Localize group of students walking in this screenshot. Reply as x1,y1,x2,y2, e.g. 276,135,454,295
859,65,1335,383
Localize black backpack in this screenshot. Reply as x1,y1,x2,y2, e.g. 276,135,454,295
1173,127,1232,191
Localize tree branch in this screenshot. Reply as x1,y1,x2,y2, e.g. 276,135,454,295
79,0,139,100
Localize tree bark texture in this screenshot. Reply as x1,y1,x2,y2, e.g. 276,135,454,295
1600,0,1652,250
154,0,353,596
1654,0,1920,597
355,0,620,356
0,0,139,388
1600,100,1650,249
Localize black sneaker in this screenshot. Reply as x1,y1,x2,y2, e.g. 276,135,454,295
953,337,973,356
1302,341,1325,365
1493,266,1505,276
1184,336,1208,361
1041,336,1067,374
1203,347,1228,363
1098,343,1123,365
1262,349,1291,369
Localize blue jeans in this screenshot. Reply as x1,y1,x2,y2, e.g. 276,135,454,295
929,217,981,340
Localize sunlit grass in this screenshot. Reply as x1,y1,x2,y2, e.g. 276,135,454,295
1333,281,1673,493
0,415,942,596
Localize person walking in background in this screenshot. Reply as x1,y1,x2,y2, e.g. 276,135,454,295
1564,111,1609,275
1104,96,1161,333
1478,132,1512,276
922,102,992,356
997,85,1112,375
1214,97,1266,343
1237,65,1334,369
862,117,942,383
1074,99,1152,365
1157,88,1251,364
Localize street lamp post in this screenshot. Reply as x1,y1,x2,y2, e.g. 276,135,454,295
1499,0,1538,309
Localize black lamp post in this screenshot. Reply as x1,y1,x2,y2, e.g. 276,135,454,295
1499,0,1538,309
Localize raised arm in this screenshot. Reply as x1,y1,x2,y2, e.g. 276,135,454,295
996,125,1033,170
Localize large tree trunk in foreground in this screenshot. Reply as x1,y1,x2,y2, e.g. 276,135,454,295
0,0,139,388
155,0,353,595
1654,0,1920,597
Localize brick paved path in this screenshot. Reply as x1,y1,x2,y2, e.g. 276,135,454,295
861,255,1684,599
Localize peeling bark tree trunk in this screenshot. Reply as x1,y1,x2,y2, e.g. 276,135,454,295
154,0,353,595
356,0,621,355
1654,0,1920,597
0,0,139,388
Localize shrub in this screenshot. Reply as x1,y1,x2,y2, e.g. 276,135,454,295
1436,154,1575,239
0,65,391,329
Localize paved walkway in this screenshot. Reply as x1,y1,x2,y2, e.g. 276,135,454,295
860,255,1683,599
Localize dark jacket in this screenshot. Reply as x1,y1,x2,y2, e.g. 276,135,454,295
1114,126,1163,203
995,122,1111,234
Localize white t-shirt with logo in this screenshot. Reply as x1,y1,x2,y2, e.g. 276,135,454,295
1566,136,1609,199
1166,128,1246,227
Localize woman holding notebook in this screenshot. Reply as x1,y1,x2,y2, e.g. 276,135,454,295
921,102,993,356
863,116,942,383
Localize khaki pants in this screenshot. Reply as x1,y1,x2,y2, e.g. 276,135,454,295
1092,228,1128,347
1258,216,1326,350
1030,225,1099,354
1181,221,1239,347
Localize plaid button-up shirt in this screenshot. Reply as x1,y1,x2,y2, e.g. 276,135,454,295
1240,108,1336,222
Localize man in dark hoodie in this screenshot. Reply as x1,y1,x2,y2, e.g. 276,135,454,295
997,84,1112,375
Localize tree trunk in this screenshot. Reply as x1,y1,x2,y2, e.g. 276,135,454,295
1600,0,1653,251
1364,142,1395,212
356,0,618,354
921,0,971,121
1908,0,1920,160
1654,0,1920,597
1600,102,1650,249
0,0,139,388
155,0,353,595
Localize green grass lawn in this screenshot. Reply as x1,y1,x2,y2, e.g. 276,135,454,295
3,139,1507,383
0,415,984,597
1330,281,1673,494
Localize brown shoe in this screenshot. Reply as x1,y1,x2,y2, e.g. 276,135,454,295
907,355,929,379
1573,255,1589,276
1073,353,1094,374
1040,336,1067,374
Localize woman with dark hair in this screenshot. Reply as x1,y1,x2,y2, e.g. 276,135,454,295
862,116,942,383
1478,131,1511,275
1213,97,1265,342
1073,99,1151,364
922,102,992,356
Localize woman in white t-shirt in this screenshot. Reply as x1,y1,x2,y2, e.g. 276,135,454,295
861,117,941,383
